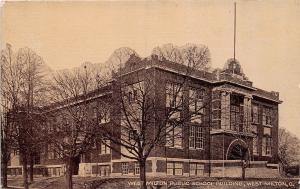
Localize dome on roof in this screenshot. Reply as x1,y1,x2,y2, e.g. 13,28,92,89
221,58,249,80
223,58,244,76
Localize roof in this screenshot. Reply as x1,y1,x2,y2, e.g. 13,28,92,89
118,54,282,103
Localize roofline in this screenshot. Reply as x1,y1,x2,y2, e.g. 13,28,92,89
252,94,283,104
150,64,281,103
43,91,112,113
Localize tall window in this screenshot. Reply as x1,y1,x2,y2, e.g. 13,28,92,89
262,107,272,126
189,125,204,149
127,89,138,103
134,163,140,175
92,165,110,176
253,136,258,155
100,140,110,154
189,88,204,124
92,139,97,149
264,127,271,135
93,107,97,119
129,129,138,142
99,110,110,124
262,137,272,156
167,162,183,175
166,83,182,148
121,163,129,175
124,82,143,104
266,137,272,155
100,165,110,176
251,104,259,124
166,122,182,148
13,149,19,156
48,144,55,159
230,95,244,131
166,83,182,109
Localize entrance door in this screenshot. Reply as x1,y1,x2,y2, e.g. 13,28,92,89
227,144,249,160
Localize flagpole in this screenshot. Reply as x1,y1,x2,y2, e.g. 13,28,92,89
234,2,237,61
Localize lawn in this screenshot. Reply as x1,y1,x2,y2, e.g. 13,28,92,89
7,176,300,189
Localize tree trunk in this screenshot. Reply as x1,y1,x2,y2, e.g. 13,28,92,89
139,160,147,189
22,154,29,189
1,157,8,188
29,154,34,183
65,158,73,189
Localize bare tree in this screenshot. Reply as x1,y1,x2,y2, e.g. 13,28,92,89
106,47,140,70
278,128,300,169
0,44,48,188
99,45,211,189
152,43,211,70
1,43,19,188
17,47,50,183
46,65,108,189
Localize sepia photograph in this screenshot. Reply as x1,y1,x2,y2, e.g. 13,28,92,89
0,0,300,189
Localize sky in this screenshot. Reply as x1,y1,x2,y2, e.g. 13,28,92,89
1,0,300,138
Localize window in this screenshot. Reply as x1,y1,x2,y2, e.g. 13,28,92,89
56,151,62,159
92,139,97,149
189,125,204,149
190,163,204,176
134,163,140,175
65,119,70,126
124,84,140,103
48,122,53,132
265,137,272,155
230,95,244,131
99,110,110,124
100,140,110,154
262,137,272,156
93,107,97,119
48,144,55,159
128,91,133,102
166,83,182,148
251,104,259,124
166,122,182,148
262,107,272,126
264,127,271,135
13,149,19,156
189,88,204,124
121,163,129,175
129,129,138,142
100,165,110,176
166,83,182,109
92,165,110,176
128,89,138,102
167,162,183,175
253,136,258,155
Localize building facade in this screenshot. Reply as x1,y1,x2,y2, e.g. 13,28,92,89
8,55,281,177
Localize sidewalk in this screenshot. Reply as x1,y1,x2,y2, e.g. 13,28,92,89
6,186,40,189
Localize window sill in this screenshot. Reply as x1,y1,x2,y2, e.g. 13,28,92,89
166,146,183,150
262,154,272,157
189,148,204,151
99,122,110,125
263,134,272,137
262,124,273,128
